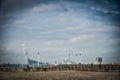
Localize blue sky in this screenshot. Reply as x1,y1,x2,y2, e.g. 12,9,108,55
0,0,120,64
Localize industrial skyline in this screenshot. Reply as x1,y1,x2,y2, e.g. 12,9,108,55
0,0,120,64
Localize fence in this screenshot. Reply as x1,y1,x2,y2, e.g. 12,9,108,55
0,64,120,72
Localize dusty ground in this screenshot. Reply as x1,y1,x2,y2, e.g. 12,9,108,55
0,71,120,80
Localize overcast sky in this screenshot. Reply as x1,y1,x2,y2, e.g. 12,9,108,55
0,0,120,64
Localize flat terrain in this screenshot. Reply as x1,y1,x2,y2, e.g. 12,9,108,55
0,71,120,80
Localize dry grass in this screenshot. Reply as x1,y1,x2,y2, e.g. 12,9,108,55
0,71,120,80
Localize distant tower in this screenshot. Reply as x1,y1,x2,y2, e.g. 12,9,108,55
76,53,81,64
95,57,102,64
38,52,40,66
22,43,29,65
69,53,70,61
24,49,29,65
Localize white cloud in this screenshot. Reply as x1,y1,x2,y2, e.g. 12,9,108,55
69,34,95,43
2,1,119,64
30,4,59,13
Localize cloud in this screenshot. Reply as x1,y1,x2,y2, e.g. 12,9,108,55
1,0,120,64
13,19,25,25
29,4,59,13
90,5,120,15
89,1,120,19
69,34,95,43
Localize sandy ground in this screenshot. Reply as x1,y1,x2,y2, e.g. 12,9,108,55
0,71,120,80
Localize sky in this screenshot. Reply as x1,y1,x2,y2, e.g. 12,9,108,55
0,0,120,64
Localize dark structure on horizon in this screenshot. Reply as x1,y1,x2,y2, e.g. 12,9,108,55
27,58,49,66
